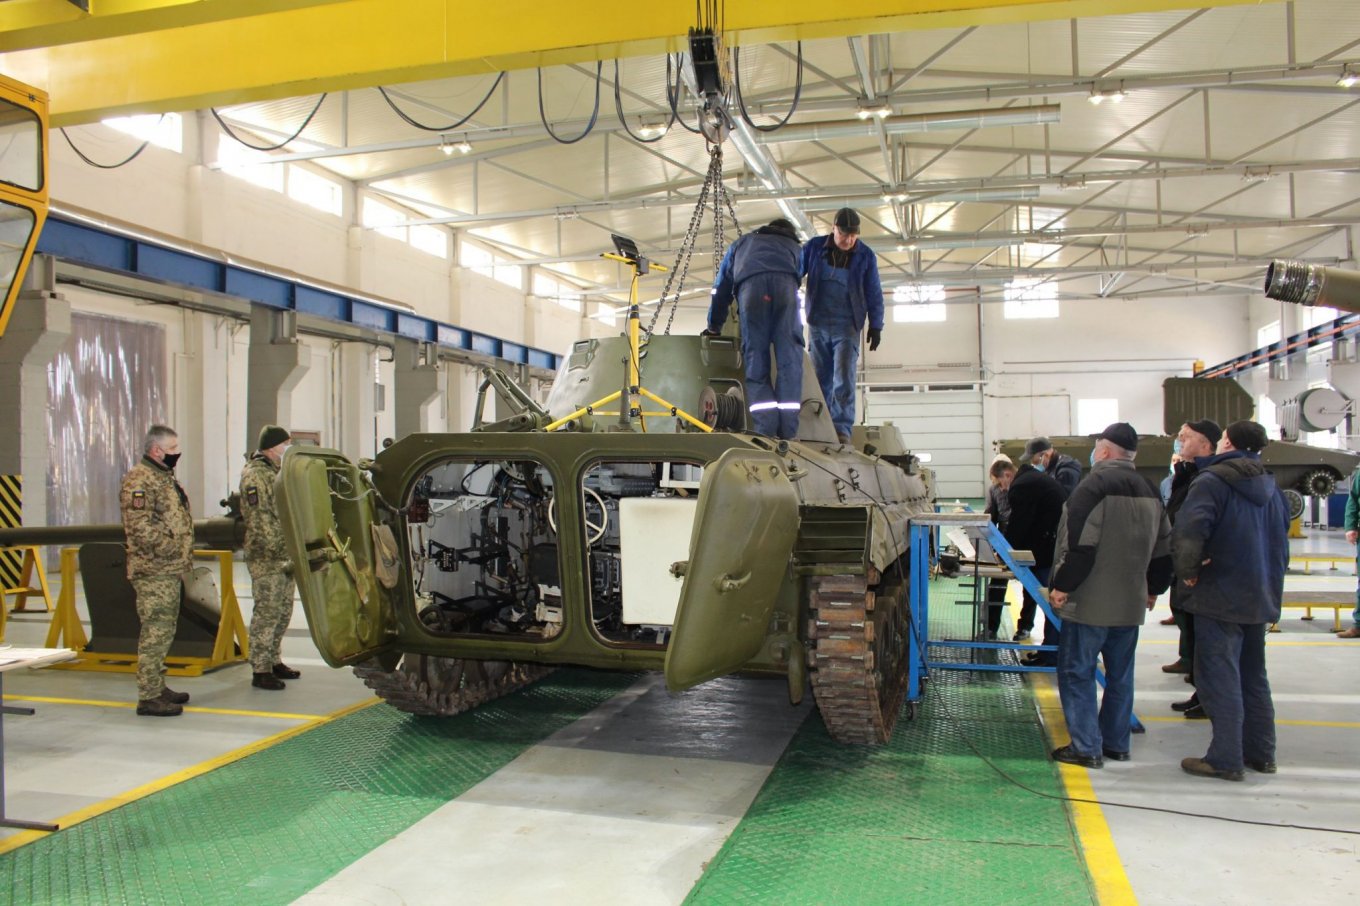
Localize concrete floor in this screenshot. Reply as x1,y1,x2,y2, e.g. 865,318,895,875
1,533,1358,903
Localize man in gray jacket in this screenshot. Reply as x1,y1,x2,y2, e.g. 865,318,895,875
1048,423,1174,768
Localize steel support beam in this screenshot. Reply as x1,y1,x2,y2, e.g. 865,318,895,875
1,0,1269,125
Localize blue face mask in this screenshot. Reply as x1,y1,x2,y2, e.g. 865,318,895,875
1090,449,1097,467
1172,438,1182,456
1033,461,1045,472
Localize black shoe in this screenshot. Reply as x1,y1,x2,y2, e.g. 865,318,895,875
1021,653,1056,667
1183,703,1209,720
1171,694,1199,713
160,687,190,705
1052,744,1103,769
252,672,286,690
272,663,301,680
1181,757,1244,782
1161,659,1190,674
1102,748,1131,762
1245,759,1278,774
1013,630,1032,642
137,697,183,717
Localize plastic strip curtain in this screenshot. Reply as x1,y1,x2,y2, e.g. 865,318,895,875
47,313,167,551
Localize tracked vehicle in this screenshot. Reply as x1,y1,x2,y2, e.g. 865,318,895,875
276,324,934,745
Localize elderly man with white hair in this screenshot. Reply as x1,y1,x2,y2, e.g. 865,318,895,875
1047,422,1174,769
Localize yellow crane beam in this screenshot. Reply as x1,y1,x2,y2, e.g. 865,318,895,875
0,0,1262,127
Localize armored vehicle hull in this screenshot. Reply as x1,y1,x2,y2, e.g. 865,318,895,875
277,334,933,744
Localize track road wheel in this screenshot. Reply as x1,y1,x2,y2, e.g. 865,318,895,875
1282,488,1305,522
1300,469,1337,499
353,654,555,716
807,566,912,745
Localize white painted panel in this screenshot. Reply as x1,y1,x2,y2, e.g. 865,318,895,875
865,389,984,499
619,497,698,625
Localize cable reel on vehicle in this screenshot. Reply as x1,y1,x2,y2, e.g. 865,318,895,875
698,384,746,431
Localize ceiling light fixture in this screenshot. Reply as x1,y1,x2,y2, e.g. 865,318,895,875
1087,87,1128,105
1339,66,1360,89
856,98,892,120
636,117,667,139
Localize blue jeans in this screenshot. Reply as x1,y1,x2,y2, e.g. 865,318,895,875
739,273,804,439
1056,622,1139,757
810,327,859,437
1193,615,1275,771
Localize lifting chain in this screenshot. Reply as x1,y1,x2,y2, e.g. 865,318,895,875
645,143,743,341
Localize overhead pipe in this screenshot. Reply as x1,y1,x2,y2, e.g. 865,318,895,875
752,104,1060,144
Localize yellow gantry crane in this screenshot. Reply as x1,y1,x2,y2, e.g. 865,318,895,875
0,72,49,339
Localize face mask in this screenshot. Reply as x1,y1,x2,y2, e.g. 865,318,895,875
1090,450,1097,467
1172,438,1182,456
1033,461,1045,473
162,452,181,470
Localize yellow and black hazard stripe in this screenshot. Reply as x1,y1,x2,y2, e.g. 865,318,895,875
0,475,21,588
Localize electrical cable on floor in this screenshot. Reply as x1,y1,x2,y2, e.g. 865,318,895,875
378,74,505,132
212,94,327,152
783,444,1360,837
733,42,803,132
537,61,602,145
60,127,153,169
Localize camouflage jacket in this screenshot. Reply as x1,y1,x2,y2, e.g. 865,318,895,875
120,457,194,581
240,453,289,578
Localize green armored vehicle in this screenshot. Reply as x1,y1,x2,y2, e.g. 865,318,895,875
276,328,934,745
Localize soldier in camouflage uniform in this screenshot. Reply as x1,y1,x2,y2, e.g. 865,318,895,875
241,425,300,690
119,425,195,717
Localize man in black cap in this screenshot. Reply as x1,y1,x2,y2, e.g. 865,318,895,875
1173,419,1289,781
239,424,303,690
705,218,804,439
1023,436,1083,500
1161,419,1223,720
799,207,884,444
1048,422,1173,769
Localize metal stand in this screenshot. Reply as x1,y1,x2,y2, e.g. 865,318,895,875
906,512,1143,732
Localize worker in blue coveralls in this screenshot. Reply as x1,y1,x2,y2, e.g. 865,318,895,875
703,218,805,440
801,207,885,444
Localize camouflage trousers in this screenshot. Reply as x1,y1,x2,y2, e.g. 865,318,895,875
249,571,296,673
132,575,183,700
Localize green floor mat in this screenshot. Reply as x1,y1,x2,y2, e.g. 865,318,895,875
0,669,638,906
687,579,1096,906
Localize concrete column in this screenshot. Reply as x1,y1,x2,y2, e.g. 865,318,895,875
337,343,377,459
444,362,481,432
0,256,72,527
246,305,309,451
393,338,442,438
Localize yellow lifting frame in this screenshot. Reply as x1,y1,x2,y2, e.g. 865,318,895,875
545,251,713,435
45,548,249,676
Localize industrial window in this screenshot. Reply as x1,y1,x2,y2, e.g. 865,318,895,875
460,241,520,289
594,301,618,327
287,165,342,217
103,113,183,153
1257,320,1281,348
409,224,448,259
218,140,284,192
1076,398,1119,435
362,197,406,241
532,272,583,312
892,284,946,322
1003,278,1059,319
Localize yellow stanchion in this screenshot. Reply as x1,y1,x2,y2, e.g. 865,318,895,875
1289,516,1305,539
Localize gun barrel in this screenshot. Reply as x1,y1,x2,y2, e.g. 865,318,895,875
1264,260,1360,313
0,517,244,550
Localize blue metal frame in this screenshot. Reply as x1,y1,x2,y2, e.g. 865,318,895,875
907,518,1144,732
1198,311,1360,379
36,214,561,371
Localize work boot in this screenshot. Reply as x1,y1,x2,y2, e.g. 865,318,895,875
272,663,301,679
1183,702,1209,720
1181,757,1244,782
1051,745,1103,769
160,687,190,705
1337,627,1360,638
1161,659,1190,674
252,672,286,690
137,697,183,717
1171,693,1199,712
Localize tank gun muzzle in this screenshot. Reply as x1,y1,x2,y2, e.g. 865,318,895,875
1264,260,1360,313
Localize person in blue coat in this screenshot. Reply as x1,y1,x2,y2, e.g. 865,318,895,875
703,218,804,439
800,207,884,444
1172,420,1290,781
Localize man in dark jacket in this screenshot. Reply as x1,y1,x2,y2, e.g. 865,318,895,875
1005,457,1066,652
800,207,884,444
1049,423,1174,768
1173,420,1289,781
704,218,804,439
1024,436,1083,499
1162,419,1222,719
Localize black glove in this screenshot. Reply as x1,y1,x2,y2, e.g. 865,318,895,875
700,328,721,338
867,327,881,351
